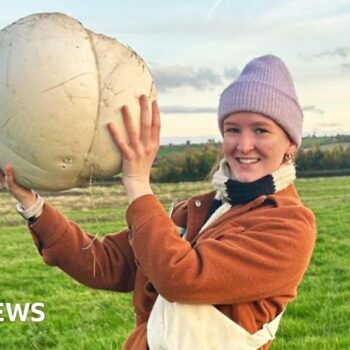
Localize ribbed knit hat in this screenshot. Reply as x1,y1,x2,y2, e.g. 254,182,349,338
218,55,303,147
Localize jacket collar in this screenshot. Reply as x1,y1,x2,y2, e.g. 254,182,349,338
185,191,266,242
184,184,299,243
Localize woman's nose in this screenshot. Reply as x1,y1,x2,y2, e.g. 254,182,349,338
236,133,254,153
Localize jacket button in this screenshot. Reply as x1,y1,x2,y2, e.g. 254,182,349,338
195,200,202,208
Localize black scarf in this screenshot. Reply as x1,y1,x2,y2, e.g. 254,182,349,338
208,160,296,218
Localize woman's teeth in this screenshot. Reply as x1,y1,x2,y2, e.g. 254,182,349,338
237,158,259,164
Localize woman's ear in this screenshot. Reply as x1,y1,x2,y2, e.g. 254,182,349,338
286,142,297,155
283,142,297,164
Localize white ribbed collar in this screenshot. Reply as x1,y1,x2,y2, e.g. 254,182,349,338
212,159,296,203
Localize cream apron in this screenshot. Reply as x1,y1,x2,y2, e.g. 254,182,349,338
147,295,284,350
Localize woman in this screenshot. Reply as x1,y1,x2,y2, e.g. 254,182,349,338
0,55,316,350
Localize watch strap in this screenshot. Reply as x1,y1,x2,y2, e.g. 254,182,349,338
16,191,45,221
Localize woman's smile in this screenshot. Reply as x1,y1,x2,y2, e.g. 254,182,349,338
235,157,260,165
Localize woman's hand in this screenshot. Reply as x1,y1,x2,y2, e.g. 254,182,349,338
0,164,36,208
107,95,161,204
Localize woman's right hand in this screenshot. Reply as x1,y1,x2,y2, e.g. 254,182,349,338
0,164,36,209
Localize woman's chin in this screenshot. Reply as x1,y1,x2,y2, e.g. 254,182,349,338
235,175,258,183
233,170,264,183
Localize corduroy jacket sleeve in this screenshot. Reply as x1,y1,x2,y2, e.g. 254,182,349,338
126,194,316,305
29,202,136,292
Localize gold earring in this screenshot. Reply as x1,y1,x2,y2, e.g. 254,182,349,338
284,153,294,164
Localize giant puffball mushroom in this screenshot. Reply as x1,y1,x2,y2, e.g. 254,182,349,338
0,12,156,191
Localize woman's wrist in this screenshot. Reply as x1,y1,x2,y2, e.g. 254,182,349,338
18,190,37,209
123,179,153,204
16,190,45,222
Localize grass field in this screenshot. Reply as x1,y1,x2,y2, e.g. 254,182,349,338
1,177,350,349
157,143,211,158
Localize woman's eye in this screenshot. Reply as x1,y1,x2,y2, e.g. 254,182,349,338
225,127,240,133
255,128,268,134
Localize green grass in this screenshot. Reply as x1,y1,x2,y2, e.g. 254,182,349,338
157,143,209,158
0,177,350,349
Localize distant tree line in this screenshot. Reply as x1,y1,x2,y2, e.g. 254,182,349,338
296,145,350,176
151,144,350,182
152,144,221,182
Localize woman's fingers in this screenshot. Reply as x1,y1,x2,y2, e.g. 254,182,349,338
121,105,139,147
107,122,134,160
4,164,19,192
0,163,36,207
0,164,20,193
151,100,161,145
108,95,160,158
140,95,152,142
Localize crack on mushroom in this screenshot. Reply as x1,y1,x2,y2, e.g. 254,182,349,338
0,112,16,130
100,62,126,94
149,81,155,99
41,72,92,93
64,89,91,104
101,86,124,98
109,62,123,78
74,31,102,187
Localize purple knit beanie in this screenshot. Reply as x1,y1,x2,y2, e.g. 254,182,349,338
218,55,303,147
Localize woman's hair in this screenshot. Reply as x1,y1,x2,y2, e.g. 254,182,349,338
206,149,224,181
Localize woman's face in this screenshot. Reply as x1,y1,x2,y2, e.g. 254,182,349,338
222,112,296,183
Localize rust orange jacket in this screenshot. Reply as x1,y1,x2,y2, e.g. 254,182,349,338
29,184,316,350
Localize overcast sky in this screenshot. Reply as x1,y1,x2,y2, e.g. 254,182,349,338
1,0,349,143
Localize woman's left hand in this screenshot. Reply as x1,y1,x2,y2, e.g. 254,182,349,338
107,95,160,204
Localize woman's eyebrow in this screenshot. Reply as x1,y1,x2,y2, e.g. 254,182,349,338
223,121,239,126
223,121,273,127
251,122,272,128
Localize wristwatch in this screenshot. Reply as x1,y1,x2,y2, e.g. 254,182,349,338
16,191,45,223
